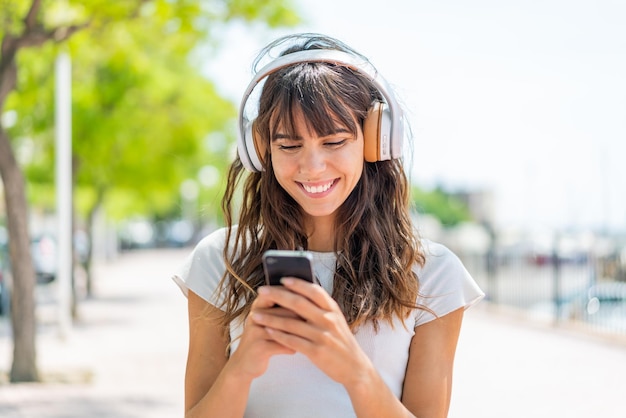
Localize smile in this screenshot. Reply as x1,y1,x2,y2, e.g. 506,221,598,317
301,180,336,194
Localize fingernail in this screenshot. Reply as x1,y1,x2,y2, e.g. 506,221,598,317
280,278,294,286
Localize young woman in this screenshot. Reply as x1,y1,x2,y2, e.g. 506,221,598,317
174,33,484,418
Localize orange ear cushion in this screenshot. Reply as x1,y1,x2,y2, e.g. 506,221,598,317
363,102,382,162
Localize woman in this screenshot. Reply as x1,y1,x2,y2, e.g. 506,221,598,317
174,33,484,417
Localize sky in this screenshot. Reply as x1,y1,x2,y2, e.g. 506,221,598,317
203,0,626,233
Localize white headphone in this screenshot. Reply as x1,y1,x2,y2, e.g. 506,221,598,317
237,49,404,172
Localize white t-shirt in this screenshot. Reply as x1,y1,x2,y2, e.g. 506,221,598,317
173,227,484,418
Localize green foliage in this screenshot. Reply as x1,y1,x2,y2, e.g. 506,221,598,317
411,186,472,227
1,0,300,223
225,0,300,26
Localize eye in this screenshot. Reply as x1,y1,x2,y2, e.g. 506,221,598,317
277,144,301,151
322,129,353,147
324,139,347,147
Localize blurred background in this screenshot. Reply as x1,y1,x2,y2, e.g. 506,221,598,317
0,0,625,408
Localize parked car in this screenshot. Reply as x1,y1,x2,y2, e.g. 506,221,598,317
31,234,57,285
0,233,64,316
572,282,626,333
118,219,156,250
0,227,8,316
0,258,9,316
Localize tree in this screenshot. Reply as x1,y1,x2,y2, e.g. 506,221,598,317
0,0,299,383
18,9,237,294
411,185,472,227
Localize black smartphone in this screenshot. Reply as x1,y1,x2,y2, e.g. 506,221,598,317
262,250,317,286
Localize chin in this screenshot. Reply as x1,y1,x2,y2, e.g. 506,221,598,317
301,206,340,219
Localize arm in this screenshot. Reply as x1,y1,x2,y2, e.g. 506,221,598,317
184,290,297,418
338,308,463,418
337,307,463,418
184,290,248,418
401,307,464,417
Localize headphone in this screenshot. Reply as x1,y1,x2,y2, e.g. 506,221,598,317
237,49,404,173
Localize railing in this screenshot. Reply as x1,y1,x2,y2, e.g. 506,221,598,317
456,248,626,339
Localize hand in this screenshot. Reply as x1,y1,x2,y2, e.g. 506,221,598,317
225,288,299,381
249,278,373,387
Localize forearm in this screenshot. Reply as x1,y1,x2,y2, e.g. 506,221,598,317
186,361,253,418
345,364,416,418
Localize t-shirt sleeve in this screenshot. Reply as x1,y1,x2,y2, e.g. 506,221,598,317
172,227,229,308
413,240,485,327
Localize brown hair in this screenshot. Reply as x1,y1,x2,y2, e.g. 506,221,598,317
218,33,425,332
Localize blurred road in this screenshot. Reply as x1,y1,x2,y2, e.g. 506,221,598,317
0,248,625,417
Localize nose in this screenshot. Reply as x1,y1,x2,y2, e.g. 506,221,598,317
298,144,326,176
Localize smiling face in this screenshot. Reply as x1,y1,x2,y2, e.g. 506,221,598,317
270,108,364,226
253,59,376,245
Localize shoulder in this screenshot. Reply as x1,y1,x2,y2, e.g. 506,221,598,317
413,239,484,325
193,226,232,256
172,226,235,304
418,239,467,276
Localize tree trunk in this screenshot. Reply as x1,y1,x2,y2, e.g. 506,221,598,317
0,126,39,382
84,188,104,298
0,0,89,384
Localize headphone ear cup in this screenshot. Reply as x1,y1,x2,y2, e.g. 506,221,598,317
251,120,267,169
363,102,392,162
363,102,381,162
237,118,264,172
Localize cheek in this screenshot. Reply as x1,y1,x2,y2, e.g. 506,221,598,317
270,150,294,172
351,162,364,186
336,152,364,179
270,159,292,189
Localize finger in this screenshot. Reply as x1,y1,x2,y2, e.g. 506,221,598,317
250,285,286,309
242,312,298,354
256,283,338,326
257,284,319,318
255,285,303,307
279,277,338,312
253,306,302,320
265,327,316,353
251,312,317,350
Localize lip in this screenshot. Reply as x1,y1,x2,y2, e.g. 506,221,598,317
298,179,338,198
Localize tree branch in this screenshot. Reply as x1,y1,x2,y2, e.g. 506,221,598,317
0,36,18,108
0,0,88,107
15,0,91,49
14,22,90,49
23,0,42,31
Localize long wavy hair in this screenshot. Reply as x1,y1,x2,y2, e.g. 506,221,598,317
218,33,426,332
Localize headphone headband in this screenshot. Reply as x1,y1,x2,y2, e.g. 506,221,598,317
237,49,404,172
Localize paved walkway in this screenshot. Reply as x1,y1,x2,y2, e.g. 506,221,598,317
0,249,189,418
450,306,626,418
0,248,624,417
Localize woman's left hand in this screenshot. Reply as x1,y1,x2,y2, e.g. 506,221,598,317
249,278,371,387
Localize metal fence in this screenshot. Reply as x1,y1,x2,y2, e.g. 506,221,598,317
455,246,626,339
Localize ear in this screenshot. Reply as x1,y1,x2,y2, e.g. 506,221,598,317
363,102,383,162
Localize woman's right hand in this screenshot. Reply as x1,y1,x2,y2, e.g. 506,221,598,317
185,290,301,417
225,289,301,380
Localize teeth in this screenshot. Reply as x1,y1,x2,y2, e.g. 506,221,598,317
303,181,333,194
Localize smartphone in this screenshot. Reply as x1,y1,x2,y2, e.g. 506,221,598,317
262,250,317,286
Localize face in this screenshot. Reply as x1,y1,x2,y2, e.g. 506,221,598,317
270,109,364,225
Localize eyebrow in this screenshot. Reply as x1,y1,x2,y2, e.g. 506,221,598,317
272,133,302,141
272,127,352,141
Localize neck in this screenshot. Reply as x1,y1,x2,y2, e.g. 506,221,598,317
305,215,335,252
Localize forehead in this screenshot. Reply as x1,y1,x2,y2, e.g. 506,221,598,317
270,101,358,139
